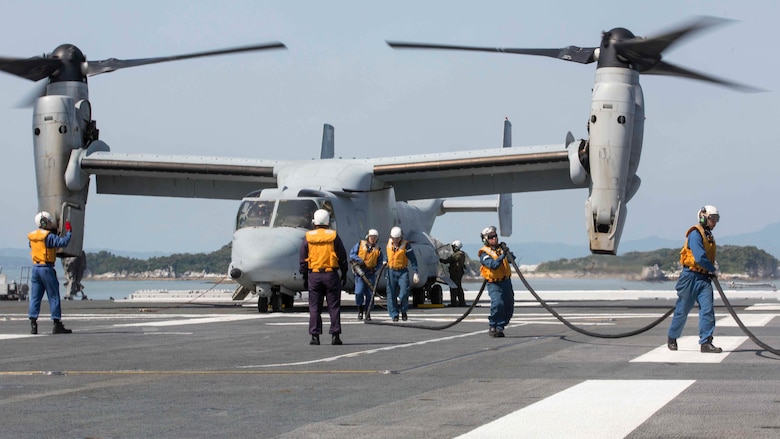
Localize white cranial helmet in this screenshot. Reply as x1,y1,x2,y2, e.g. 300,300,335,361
34,211,54,229
481,226,497,244
451,240,462,251
698,205,720,224
367,229,379,238
390,226,403,239
312,209,330,226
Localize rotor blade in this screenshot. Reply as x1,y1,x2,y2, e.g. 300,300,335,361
644,60,763,92
387,41,596,64
0,56,62,81
15,81,48,108
86,41,287,76
613,16,732,69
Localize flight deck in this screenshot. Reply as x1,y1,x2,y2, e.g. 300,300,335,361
1,291,778,438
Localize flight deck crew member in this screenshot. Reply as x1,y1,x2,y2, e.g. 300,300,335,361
667,205,723,353
440,240,467,307
28,211,73,335
386,226,418,322
299,209,348,346
478,226,514,337
349,229,384,320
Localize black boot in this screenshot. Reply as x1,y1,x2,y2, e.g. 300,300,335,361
667,337,678,351
52,320,72,334
310,335,320,345
700,336,722,353
357,306,364,320
331,334,343,345
30,318,37,335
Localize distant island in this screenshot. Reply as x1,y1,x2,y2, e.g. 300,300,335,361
82,243,779,281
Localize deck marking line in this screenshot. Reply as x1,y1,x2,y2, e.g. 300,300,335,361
455,379,694,439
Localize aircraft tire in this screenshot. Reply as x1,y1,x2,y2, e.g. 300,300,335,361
281,293,295,311
271,292,282,312
412,288,424,307
430,284,443,305
257,297,269,313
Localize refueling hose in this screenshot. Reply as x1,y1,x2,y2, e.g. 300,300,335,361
361,245,780,355
712,277,780,356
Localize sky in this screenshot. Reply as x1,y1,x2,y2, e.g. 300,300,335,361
0,0,777,255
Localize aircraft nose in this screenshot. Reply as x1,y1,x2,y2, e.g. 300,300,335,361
230,228,304,286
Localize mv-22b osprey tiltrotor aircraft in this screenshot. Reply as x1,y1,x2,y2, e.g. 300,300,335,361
1,17,753,312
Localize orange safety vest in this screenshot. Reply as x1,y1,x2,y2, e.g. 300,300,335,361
305,228,339,271
679,224,716,273
386,239,409,270
28,229,57,264
478,246,512,282
358,240,381,269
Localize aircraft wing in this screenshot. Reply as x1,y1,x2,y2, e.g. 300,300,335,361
79,151,280,200
369,143,583,201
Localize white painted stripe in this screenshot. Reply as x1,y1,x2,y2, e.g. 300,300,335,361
717,314,777,327
114,315,262,327
631,336,747,363
745,304,780,311
0,334,36,340
456,380,693,439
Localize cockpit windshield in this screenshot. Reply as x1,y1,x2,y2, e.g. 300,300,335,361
235,198,333,231
273,200,319,230
235,200,274,230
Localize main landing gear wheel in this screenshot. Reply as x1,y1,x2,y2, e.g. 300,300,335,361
430,284,443,305
270,288,283,312
281,293,295,311
257,296,269,313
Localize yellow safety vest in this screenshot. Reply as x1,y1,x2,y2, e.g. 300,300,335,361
305,228,339,271
29,229,57,264
679,224,716,273
386,239,409,270
478,246,512,282
358,240,380,269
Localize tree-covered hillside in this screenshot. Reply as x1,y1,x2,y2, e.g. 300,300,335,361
86,244,232,277
82,243,778,279
537,245,778,278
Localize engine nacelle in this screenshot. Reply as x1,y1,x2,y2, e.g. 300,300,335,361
585,67,643,255
33,95,89,257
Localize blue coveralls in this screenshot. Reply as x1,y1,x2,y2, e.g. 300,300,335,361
349,241,384,311
28,231,71,320
667,230,718,345
386,242,418,319
480,248,514,331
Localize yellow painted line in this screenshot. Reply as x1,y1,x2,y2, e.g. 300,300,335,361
0,369,385,376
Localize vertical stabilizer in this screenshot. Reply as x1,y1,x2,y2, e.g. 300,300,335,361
320,124,334,159
499,118,513,237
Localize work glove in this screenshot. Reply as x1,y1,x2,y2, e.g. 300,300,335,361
65,221,72,232
499,242,509,252
340,272,348,286
412,272,420,285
